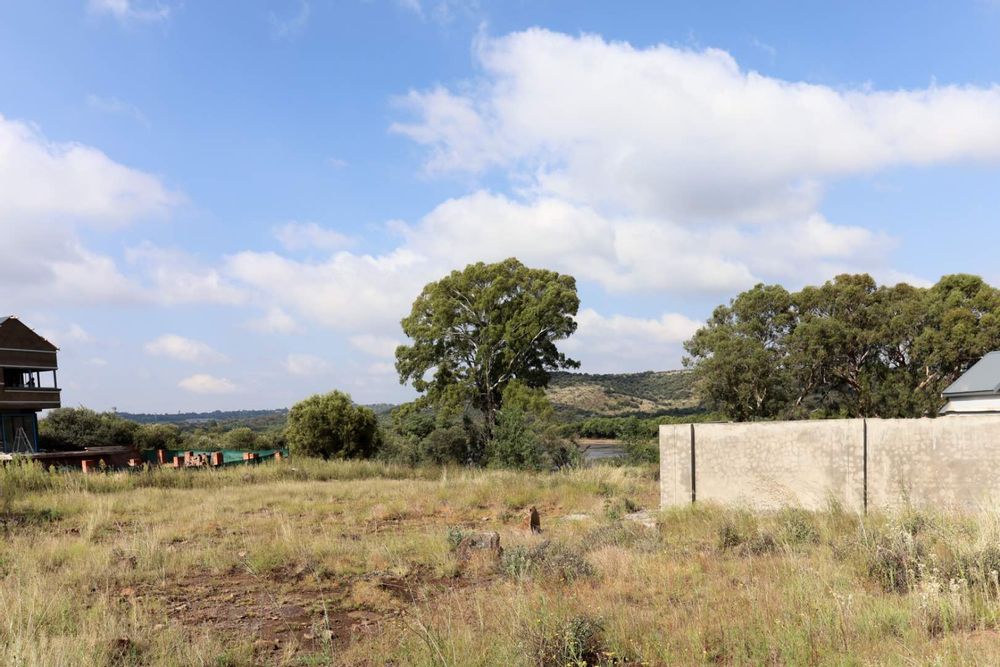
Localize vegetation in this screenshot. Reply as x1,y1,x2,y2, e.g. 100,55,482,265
285,390,379,459
395,258,581,440
684,273,1000,420
39,408,140,451
39,407,285,453
547,369,699,418
4,458,1000,664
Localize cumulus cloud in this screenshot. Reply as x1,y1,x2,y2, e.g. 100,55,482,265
284,353,331,376
0,114,175,225
274,221,353,252
393,29,1000,224
248,306,299,334
126,243,246,305
178,374,237,394
145,334,226,363
223,29,1000,377
561,308,702,372
225,247,433,331
0,114,176,309
349,334,402,358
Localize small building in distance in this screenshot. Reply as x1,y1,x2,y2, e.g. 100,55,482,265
940,351,1000,415
0,316,60,452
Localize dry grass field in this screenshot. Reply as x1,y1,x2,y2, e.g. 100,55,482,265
4,458,1000,665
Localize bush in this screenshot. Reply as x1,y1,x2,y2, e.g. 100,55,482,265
528,613,606,667
286,391,379,459
39,408,139,451
222,427,257,450
488,408,545,470
133,423,184,451
501,541,594,583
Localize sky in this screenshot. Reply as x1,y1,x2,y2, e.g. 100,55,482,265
3,1,1000,412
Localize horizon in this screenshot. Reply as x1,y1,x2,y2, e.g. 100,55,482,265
5,2,1000,412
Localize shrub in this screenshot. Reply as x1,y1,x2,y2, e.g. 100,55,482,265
286,391,379,459
528,614,606,667
777,508,821,546
501,541,593,583
865,529,924,593
221,427,257,450
39,408,139,451
488,408,545,470
134,423,184,451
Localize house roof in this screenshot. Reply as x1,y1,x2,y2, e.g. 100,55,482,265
942,351,1000,397
0,316,57,352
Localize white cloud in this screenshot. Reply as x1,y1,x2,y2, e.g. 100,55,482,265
0,114,175,309
225,247,433,331
284,353,331,376
178,374,237,394
350,334,401,358
561,308,702,372
87,0,171,23
145,334,226,363
393,29,1000,224
248,306,299,334
274,221,353,252
126,243,247,305
0,114,175,225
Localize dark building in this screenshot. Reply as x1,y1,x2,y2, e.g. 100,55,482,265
0,316,60,453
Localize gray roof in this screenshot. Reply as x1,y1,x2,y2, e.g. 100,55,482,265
942,351,1000,397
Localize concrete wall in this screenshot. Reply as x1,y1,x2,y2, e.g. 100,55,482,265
868,417,1000,510
661,416,1000,512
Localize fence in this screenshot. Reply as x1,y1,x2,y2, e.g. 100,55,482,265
660,416,1000,511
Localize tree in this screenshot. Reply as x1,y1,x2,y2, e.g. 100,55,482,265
222,426,257,450
134,423,184,451
683,284,795,420
683,273,1000,420
395,258,580,439
39,408,140,451
285,390,379,459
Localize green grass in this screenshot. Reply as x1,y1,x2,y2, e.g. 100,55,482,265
3,458,1000,665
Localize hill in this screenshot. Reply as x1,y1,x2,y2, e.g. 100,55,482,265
545,369,701,418
117,372,700,429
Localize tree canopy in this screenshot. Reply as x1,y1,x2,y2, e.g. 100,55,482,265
285,391,379,459
395,258,580,437
684,273,1000,420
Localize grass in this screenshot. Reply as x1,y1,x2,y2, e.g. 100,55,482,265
3,458,1000,664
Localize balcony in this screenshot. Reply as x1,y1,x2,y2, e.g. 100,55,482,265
0,368,60,409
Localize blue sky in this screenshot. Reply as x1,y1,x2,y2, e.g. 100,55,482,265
3,1,1000,412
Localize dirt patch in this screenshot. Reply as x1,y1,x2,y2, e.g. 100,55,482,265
136,570,367,659
135,565,492,661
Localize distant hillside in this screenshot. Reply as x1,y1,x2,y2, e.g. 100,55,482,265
545,369,701,418
118,374,700,429
119,403,396,431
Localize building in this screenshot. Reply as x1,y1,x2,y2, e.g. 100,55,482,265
0,317,60,452
940,351,1000,415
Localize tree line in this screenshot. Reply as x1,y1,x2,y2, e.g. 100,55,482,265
44,261,992,466
683,273,1000,420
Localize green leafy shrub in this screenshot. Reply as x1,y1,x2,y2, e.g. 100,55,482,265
285,391,379,460
528,614,607,667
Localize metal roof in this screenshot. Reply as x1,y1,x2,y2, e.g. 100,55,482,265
942,351,1000,397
